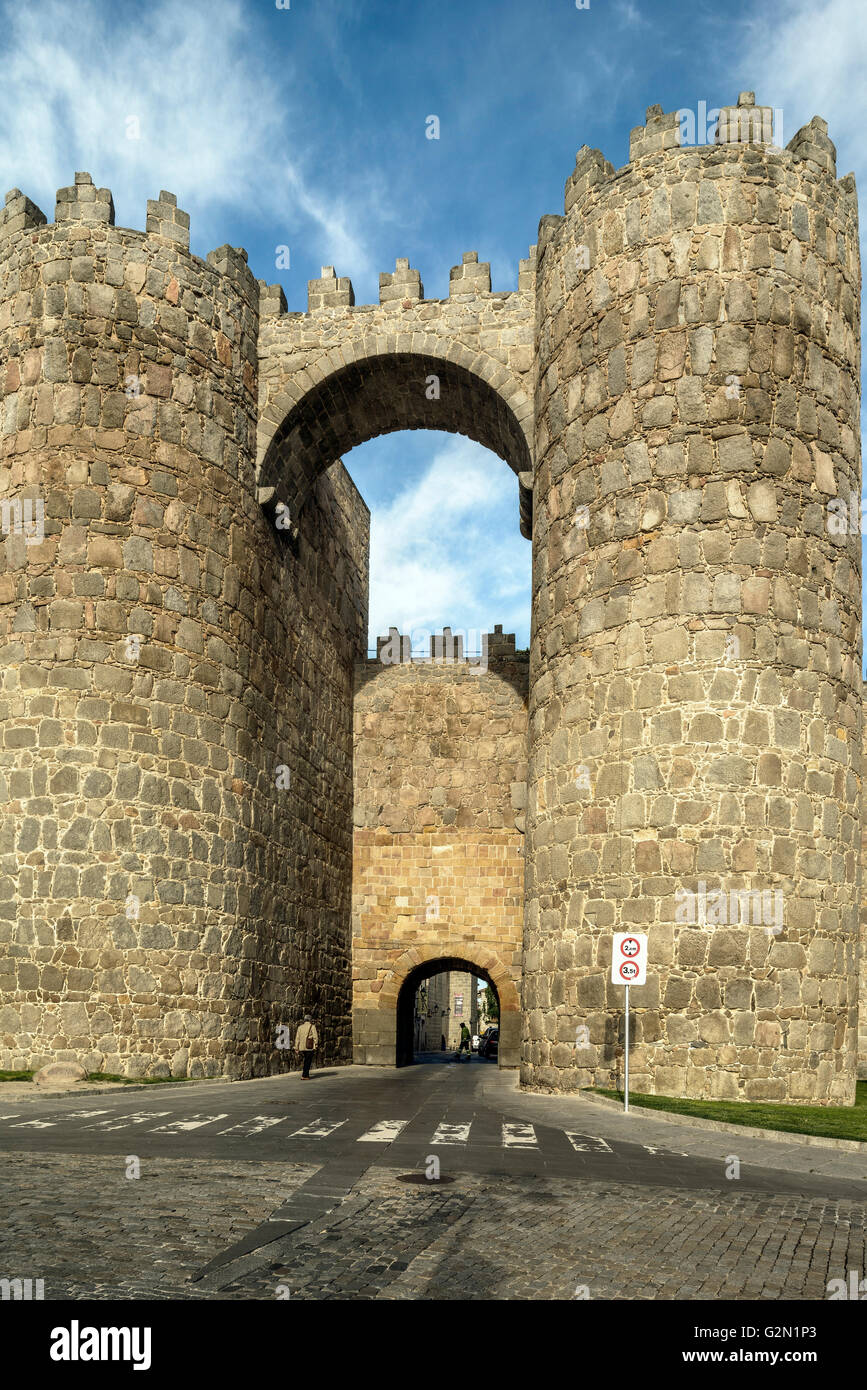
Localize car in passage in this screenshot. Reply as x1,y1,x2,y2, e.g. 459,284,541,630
472,1034,480,1052
479,1027,499,1059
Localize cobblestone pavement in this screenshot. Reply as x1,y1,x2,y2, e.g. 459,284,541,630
0,1153,317,1300
1,1151,865,1301
2,1065,866,1301
209,1169,867,1301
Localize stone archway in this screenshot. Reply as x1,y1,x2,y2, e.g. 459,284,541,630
257,332,535,536
257,278,533,1079
355,944,520,1069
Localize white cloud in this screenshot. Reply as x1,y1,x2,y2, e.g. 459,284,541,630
613,0,648,28
0,0,378,273
732,0,867,170
365,437,530,650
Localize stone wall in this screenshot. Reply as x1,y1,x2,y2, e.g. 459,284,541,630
352,631,527,1065
855,678,861,1078
0,177,368,1078
526,96,861,1103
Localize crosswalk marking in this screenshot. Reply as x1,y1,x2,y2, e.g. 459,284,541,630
84,1112,171,1131
289,1118,347,1139
149,1114,229,1133
357,1120,408,1143
217,1115,287,1136
431,1122,472,1145
52,1110,112,1118
0,1105,698,1163
565,1133,613,1154
502,1122,538,1149
9,1110,110,1129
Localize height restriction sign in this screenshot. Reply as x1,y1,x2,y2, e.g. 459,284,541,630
611,932,648,1114
611,933,647,986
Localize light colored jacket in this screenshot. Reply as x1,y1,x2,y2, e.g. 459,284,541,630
295,1022,319,1051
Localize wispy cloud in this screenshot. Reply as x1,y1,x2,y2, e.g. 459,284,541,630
613,0,648,28
358,436,530,650
0,0,382,274
731,0,866,170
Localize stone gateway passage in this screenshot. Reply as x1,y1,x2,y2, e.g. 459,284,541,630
0,92,862,1105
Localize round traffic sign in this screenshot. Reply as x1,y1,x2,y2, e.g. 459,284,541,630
620,936,641,958
619,960,639,981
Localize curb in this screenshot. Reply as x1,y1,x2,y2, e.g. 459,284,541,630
0,1077,226,1102
0,1069,327,1103
579,1089,867,1154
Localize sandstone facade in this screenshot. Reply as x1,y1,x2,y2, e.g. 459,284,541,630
415,970,480,1051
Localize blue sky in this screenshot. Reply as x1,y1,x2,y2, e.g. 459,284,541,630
1,0,864,655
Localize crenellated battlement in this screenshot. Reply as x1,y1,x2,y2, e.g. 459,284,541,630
145,189,191,247
55,171,115,226
368,624,525,669
379,256,423,304
560,93,856,228
291,247,536,318
0,171,259,308
0,187,47,239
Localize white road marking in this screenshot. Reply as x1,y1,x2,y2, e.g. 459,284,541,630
431,1122,472,1145
9,1110,110,1129
52,1110,112,1118
502,1122,538,1148
0,1115,20,1124
84,1112,171,1131
641,1145,689,1158
357,1120,409,1143
289,1118,347,1139
149,1114,229,1133
565,1133,613,1154
217,1115,287,1136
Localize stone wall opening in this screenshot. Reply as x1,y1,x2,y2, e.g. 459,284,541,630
396,957,510,1067
258,351,533,531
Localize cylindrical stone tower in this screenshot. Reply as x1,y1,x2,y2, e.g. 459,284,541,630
524,96,861,1103
0,175,365,1078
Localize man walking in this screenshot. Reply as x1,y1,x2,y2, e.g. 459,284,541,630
294,1013,319,1079
458,1021,471,1061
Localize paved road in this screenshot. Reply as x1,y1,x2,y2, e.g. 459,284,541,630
1,1061,865,1299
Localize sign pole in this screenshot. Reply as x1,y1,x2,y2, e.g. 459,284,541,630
611,933,645,1115
624,982,629,1114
